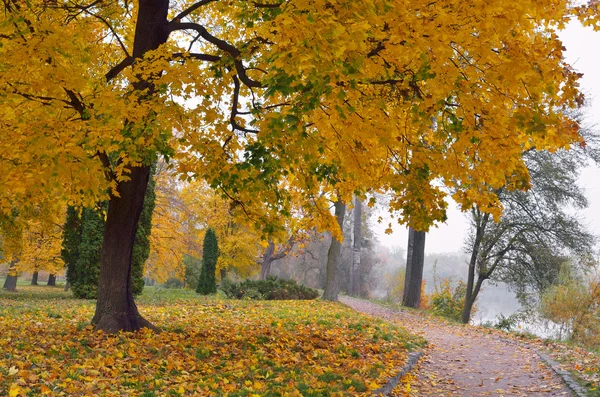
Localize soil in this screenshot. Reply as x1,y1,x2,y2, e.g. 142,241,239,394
340,296,572,397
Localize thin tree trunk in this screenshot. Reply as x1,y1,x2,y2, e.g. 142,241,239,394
463,275,486,324
64,280,71,291
3,260,18,291
402,228,426,308
220,268,227,281
47,274,56,286
351,196,362,296
31,271,39,286
322,200,346,302
91,0,169,333
462,210,490,324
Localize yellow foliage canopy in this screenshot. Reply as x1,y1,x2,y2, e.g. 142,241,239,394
0,0,587,234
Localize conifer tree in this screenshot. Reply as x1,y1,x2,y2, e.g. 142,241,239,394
197,228,219,295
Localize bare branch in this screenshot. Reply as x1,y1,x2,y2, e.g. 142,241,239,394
170,0,219,23
167,22,262,88
231,75,259,134
105,56,134,82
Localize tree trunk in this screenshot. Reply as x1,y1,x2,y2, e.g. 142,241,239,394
351,196,362,296
259,241,276,280
47,274,56,286
91,0,169,333
92,166,157,332
31,271,39,286
64,280,71,291
462,211,490,324
220,268,227,281
3,260,18,291
462,275,486,324
402,228,426,308
322,200,346,302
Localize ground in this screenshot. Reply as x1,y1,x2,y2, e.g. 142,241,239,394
341,296,573,397
0,285,423,397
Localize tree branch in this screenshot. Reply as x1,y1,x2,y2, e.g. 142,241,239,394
105,57,134,82
167,22,262,88
230,75,259,134
170,0,219,23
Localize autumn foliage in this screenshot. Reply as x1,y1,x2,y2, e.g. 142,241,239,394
0,287,423,396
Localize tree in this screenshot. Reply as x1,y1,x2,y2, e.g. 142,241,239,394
461,148,596,324
62,172,155,298
259,238,295,280
197,228,219,295
1,0,586,331
349,197,362,297
402,227,426,308
322,200,346,302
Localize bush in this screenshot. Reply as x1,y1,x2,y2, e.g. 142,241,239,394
163,278,184,289
220,276,319,300
429,277,468,321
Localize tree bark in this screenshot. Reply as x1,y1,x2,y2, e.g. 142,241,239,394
259,241,276,280
3,260,18,291
91,0,169,333
31,271,39,286
220,268,227,281
64,280,71,291
462,210,490,324
462,275,486,324
47,274,56,286
351,196,362,296
402,228,426,308
322,200,346,302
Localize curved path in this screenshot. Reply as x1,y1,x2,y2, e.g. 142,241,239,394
340,297,572,397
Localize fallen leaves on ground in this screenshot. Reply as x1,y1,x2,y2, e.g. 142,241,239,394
0,286,424,396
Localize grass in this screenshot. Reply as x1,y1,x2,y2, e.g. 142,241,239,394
0,285,424,396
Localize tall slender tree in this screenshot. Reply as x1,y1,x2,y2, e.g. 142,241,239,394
197,228,219,295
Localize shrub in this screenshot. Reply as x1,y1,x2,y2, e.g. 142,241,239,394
163,278,184,289
429,277,468,321
540,276,600,345
220,276,319,300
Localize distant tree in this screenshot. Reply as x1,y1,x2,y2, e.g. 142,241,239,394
183,254,202,289
402,228,426,308
350,197,362,297
322,200,346,302
259,238,295,281
462,148,596,324
197,228,219,295
62,206,82,293
2,260,18,292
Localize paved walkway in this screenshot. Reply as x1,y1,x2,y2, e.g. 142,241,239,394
340,297,572,397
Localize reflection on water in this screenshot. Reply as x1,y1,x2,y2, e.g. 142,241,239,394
474,282,565,340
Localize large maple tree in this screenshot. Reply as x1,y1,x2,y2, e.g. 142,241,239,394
0,0,587,331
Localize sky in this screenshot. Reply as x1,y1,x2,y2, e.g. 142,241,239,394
376,21,600,254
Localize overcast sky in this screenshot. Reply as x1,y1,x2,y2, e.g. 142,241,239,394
376,21,600,254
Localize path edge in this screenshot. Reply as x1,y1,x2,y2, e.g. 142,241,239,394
532,347,588,397
373,351,424,396
499,337,587,397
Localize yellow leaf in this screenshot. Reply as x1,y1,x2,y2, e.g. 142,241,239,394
9,384,21,397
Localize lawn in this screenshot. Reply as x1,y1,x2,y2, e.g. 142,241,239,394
0,285,423,396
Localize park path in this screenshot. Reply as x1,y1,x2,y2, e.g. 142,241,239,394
340,296,572,397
